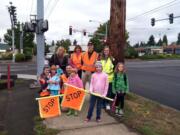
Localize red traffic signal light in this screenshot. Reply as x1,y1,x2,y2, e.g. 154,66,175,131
169,13,173,24
83,30,86,36
151,18,155,26
69,26,72,35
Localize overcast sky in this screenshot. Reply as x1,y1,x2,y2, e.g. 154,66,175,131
0,0,180,45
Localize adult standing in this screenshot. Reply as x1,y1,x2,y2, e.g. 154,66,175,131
49,46,69,72
101,46,115,110
81,42,98,88
70,45,83,78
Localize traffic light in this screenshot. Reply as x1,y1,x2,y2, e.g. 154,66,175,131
41,20,48,32
24,22,36,32
83,30,86,36
169,13,173,24
151,18,155,26
69,26,72,35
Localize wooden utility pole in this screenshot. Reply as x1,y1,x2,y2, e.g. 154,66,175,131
108,0,126,64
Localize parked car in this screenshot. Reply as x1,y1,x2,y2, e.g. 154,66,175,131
45,52,53,60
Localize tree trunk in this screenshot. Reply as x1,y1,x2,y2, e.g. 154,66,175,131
108,0,126,64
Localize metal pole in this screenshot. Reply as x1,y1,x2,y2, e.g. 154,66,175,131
36,0,45,77
105,23,108,40
12,26,15,62
20,24,23,54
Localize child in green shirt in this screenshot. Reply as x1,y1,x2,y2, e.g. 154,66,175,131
112,62,129,116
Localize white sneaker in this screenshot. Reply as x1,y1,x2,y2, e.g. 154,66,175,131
106,105,111,110
119,109,124,115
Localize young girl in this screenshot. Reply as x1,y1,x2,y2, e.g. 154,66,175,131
66,67,83,116
112,63,129,116
39,66,50,97
85,61,109,122
56,65,63,76
47,65,60,95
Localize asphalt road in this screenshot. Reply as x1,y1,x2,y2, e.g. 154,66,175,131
126,60,180,110
0,60,180,110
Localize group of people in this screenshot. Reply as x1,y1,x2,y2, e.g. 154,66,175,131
38,41,129,122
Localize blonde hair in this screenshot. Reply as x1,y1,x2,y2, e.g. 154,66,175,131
114,62,125,73
56,46,65,55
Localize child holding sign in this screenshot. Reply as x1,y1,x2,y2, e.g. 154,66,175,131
85,61,109,122
39,66,50,97
66,68,83,116
47,65,60,96
112,62,129,116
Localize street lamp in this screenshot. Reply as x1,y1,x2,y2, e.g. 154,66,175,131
89,20,108,40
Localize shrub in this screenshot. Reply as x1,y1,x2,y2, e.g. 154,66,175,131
1,53,12,60
15,53,25,62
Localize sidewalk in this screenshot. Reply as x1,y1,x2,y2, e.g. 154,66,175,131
44,95,139,135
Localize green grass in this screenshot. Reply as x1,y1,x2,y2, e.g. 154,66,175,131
34,116,59,135
0,131,8,135
122,93,180,135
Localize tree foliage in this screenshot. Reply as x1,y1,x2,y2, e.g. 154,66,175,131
162,35,168,46
4,22,35,51
176,33,180,45
56,39,71,52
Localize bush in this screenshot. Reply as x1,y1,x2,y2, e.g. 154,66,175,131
15,53,25,62
125,47,138,59
1,53,12,60
24,47,33,60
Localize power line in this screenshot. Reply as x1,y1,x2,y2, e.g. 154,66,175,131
30,0,34,15
46,0,60,19
128,0,180,21
45,0,52,15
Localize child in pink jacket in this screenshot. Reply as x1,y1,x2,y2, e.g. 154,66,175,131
85,61,109,122
66,67,83,116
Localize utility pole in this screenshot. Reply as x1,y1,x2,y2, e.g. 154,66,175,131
20,23,23,54
8,2,17,62
108,0,126,64
36,0,45,76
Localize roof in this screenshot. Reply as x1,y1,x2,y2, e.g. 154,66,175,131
0,43,11,50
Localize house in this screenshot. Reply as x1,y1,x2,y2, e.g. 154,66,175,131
135,46,163,56
0,43,11,53
163,44,180,54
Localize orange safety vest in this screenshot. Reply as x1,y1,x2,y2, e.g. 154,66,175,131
71,53,82,69
60,74,68,94
81,51,98,72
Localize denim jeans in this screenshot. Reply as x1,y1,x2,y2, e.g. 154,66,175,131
87,95,103,120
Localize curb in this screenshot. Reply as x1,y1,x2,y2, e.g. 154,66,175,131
0,73,37,80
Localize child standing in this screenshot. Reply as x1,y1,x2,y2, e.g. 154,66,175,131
112,62,129,116
66,68,83,116
85,61,109,122
39,66,50,97
48,65,60,96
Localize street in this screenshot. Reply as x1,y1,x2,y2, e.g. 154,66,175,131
0,60,180,110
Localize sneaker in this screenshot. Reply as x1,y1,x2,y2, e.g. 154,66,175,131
84,118,90,123
66,110,72,116
119,109,124,116
115,108,119,114
74,111,78,116
96,118,101,123
106,105,111,110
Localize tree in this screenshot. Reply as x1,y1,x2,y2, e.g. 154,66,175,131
56,39,71,52
176,33,180,45
162,35,168,46
108,0,126,64
90,19,129,54
147,35,156,46
4,22,35,51
134,43,140,48
51,40,55,46
157,38,163,46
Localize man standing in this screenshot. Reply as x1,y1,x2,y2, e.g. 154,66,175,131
81,42,98,89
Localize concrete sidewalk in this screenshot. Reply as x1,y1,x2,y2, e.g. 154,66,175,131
44,95,139,135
